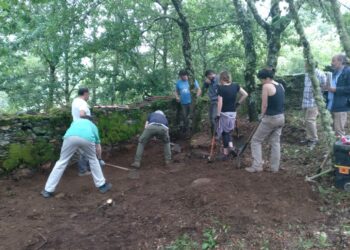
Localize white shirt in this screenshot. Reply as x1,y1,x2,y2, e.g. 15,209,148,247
71,97,91,121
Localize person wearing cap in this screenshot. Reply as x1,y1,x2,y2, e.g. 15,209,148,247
41,116,112,198
131,110,171,168
174,69,201,136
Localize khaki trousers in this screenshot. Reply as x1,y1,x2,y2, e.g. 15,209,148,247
332,112,348,137
251,114,285,171
304,107,318,141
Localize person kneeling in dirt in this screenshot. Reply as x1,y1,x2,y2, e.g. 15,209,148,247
216,71,248,160
246,68,285,173
131,110,171,168
41,116,111,198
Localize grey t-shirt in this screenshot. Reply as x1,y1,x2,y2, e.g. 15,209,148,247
203,75,219,102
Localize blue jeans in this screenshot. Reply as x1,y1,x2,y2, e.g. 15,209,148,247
78,153,90,173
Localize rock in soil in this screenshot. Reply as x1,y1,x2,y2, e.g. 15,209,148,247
12,168,34,180
191,178,212,188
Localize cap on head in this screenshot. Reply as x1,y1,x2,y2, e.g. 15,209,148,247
155,110,165,116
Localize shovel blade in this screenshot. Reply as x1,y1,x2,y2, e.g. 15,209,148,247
128,169,140,179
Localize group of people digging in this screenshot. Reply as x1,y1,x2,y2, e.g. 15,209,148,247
41,53,350,198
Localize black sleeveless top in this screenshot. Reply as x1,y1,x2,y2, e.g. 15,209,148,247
266,83,285,116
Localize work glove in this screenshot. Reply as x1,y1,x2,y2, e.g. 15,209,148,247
99,159,105,168
215,115,220,123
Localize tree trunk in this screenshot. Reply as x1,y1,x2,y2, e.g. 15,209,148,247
266,30,282,69
47,64,56,111
91,53,97,106
329,0,350,57
287,0,335,150
171,0,198,135
233,0,258,121
64,49,70,105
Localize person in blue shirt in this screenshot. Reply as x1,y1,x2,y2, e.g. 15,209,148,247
131,110,171,168
174,69,201,135
326,54,350,137
41,116,111,198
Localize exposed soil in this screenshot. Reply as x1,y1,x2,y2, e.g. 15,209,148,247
0,119,344,250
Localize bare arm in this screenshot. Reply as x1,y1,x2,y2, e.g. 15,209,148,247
217,95,223,115
96,144,102,159
79,110,87,117
238,87,248,104
261,85,269,115
144,121,149,128
196,87,202,97
174,90,180,102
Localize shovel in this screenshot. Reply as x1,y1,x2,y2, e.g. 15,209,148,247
236,120,261,168
105,163,140,179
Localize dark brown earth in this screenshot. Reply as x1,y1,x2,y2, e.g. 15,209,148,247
0,119,343,250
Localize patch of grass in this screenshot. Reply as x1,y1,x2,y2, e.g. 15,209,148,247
202,228,218,250
166,234,199,250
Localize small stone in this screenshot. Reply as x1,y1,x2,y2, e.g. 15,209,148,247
55,193,65,199
70,213,78,219
191,178,211,188
253,209,258,213
13,168,33,180
171,143,182,153
40,162,52,170
0,126,10,131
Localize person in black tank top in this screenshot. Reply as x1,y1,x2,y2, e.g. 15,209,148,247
216,71,248,160
246,68,285,173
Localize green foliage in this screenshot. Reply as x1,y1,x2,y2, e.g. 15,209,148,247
2,141,56,172
166,234,199,250
201,228,218,250
97,111,146,145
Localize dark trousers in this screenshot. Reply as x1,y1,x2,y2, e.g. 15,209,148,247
181,104,191,132
209,102,218,135
222,131,232,148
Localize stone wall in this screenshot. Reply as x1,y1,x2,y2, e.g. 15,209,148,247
0,98,206,174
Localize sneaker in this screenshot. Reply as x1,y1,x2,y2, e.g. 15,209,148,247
99,183,112,193
41,190,54,198
78,171,91,177
130,162,141,169
245,167,263,173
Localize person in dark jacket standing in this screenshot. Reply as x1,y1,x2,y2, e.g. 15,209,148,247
246,68,285,173
131,110,171,168
203,69,219,135
326,54,350,136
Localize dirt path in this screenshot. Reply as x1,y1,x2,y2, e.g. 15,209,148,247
0,136,328,250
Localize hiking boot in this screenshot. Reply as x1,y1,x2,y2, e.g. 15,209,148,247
41,190,54,198
229,147,238,157
99,183,112,193
78,171,91,177
131,162,141,169
245,167,263,173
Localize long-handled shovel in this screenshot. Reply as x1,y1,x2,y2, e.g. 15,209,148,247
207,120,219,163
236,120,261,168
105,163,140,179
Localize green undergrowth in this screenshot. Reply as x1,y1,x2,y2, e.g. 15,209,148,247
3,141,56,172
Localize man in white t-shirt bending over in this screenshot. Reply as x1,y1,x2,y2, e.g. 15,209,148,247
72,88,92,176
72,87,91,120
